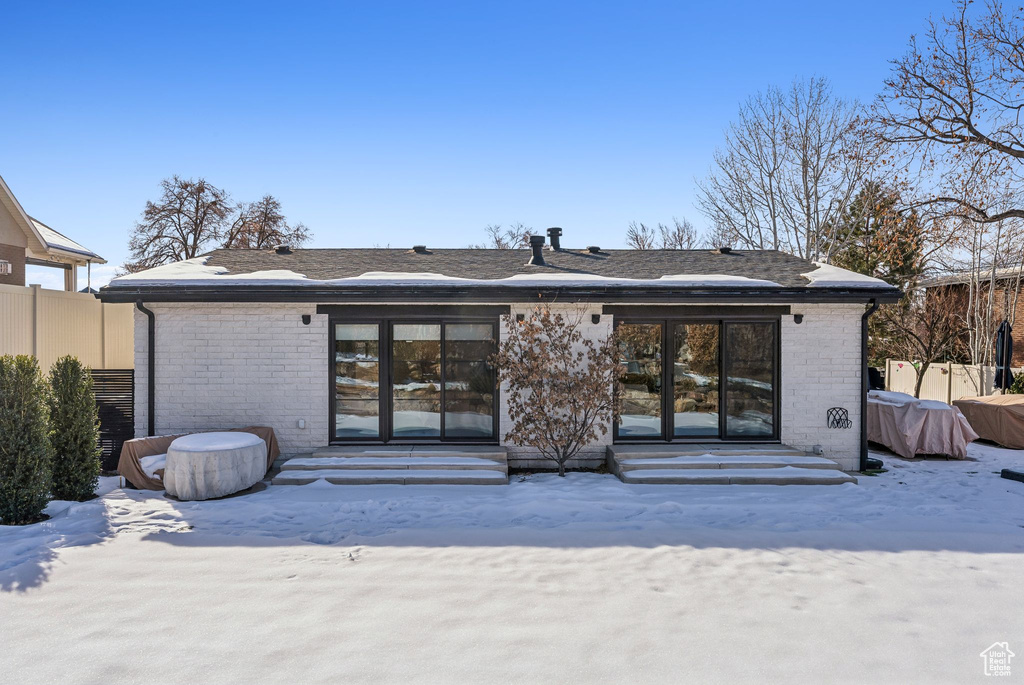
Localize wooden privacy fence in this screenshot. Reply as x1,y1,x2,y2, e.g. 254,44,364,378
0,284,134,370
885,359,1024,403
91,369,134,473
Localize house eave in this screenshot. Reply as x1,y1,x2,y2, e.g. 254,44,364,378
95,284,903,305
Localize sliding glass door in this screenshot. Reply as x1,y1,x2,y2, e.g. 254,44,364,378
616,319,777,441
334,323,382,439
332,318,497,442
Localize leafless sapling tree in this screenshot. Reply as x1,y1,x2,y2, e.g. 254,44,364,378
625,222,657,250
657,217,699,249
877,287,969,397
470,223,532,249
492,307,620,476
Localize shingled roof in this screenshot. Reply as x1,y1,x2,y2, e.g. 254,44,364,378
99,246,901,303
200,247,811,285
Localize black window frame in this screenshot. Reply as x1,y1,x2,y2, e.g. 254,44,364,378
612,314,781,443
327,309,502,445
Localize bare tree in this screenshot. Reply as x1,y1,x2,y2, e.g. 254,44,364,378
625,222,657,250
872,1,1024,225
658,217,699,249
222,195,311,249
124,176,231,272
696,77,873,260
877,288,969,397
470,223,532,249
492,307,620,476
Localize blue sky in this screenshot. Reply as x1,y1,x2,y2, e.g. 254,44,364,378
2,1,942,287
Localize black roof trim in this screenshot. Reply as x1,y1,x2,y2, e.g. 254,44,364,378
96,284,901,305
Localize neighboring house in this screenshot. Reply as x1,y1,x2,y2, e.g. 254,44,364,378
96,232,900,472
0,173,105,291
923,268,1024,365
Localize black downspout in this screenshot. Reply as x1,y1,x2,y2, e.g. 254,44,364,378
860,298,879,471
135,301,155,437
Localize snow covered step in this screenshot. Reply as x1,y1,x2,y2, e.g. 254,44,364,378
617,454,842,471
310,446,507,462
280,456,507,471
272,469,508,486
619,466,857,485
607,444,807,459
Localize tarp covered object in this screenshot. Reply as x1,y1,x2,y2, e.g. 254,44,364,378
117,426,280,490
953,394,1024,449
867,391,978,459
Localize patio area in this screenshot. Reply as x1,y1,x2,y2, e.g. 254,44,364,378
2,443,1023,683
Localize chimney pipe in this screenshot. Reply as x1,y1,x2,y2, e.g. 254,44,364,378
546,227,562,250
528,235,546,265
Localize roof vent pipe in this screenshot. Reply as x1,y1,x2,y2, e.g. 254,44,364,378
528,235,547,266
275,244,292,255
716,246,732,255
413,245,428,253
546,227,562,250
587,246,601,254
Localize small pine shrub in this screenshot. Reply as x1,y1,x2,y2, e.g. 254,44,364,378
1008,374,1024,395
0,355,53,524
48,356,101,501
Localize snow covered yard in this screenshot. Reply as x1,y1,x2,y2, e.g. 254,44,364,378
2,444,1024,684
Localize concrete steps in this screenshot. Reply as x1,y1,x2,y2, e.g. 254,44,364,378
609,445,856,485
271,446,508,486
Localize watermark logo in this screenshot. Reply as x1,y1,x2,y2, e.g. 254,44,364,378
980,642,1015,677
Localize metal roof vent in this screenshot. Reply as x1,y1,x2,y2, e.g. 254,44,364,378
528,235,546,266
412,245,429,254
546,227,562,250
716,246,733,255
275,244,292,255
586,246,601,254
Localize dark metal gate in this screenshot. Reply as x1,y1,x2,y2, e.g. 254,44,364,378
91,369,135,473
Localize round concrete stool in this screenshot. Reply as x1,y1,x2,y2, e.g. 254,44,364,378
164,432,267,500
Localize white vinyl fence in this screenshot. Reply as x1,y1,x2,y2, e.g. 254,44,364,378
0,283,134,370
885,359,1022,403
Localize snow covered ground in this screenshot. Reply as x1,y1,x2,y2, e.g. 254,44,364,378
2,443,1024,684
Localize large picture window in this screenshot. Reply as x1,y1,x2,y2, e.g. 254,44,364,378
331,316,498,442
615,317,778,441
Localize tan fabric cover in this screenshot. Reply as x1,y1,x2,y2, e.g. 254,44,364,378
867,392,978,459
117,426,280,490
953,395,1024,449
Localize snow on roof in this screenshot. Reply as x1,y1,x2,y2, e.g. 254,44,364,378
801,262,892,288
109,257,785,288
30,217,105,262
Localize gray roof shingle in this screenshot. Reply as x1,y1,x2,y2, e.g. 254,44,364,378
203,247,817,287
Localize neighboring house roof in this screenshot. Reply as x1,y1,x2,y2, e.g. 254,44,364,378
99,246,901,304
0,173,105,264
922,267,1024,288
29,217,105,262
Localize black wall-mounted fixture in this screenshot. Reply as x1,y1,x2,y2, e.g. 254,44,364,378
516,313,525,322
793,314,803,324
301,314,311,325
592,314,601,324
528,235,546,265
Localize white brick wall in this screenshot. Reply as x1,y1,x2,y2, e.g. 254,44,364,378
133,304,329,454
780,303,863,470
133,300,864,470
499,304,613,470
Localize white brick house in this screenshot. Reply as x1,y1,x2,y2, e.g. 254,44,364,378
99,233,899,475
